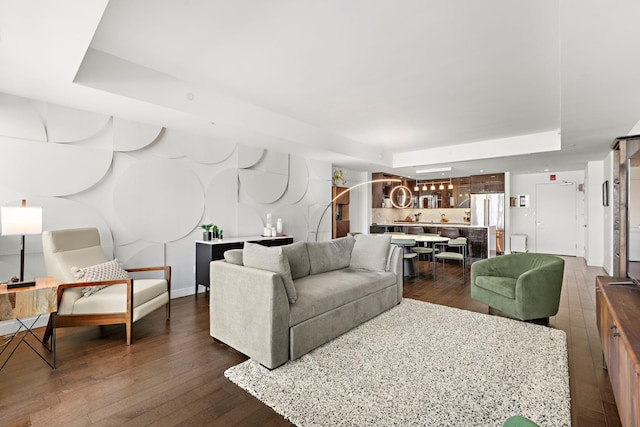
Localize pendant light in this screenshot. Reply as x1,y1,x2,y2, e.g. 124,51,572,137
439,183,444,190
430,183,436,191
448,177,453,190
414,183,419,191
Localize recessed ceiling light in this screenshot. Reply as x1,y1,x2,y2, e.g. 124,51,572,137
544,168,549,172
479,170,484,173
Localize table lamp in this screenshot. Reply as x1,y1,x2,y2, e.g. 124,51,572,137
1,200,43,288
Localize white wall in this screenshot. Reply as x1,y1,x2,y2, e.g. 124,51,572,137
509,170,585,256
0,92,332,305
586,161,604,266
603,152,614,274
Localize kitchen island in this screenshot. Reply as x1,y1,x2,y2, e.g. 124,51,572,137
370,222,496,260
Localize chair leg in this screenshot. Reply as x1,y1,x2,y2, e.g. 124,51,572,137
43,315,54,344
126,319,132,345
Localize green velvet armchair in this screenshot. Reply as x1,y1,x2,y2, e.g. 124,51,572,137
470,253,565,324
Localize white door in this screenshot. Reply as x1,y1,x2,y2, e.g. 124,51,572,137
535,182,577,256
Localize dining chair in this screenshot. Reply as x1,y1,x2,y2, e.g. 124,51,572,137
434,237,467,282
390,238,418,278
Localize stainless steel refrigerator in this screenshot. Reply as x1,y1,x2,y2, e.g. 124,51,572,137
471,193,505,253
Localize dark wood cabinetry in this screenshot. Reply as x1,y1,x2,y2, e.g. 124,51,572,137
372,173,500,209
470,173,504,193
332,186,350,238
596,276,640,427
195,236,294,293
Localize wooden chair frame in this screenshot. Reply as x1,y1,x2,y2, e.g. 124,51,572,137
44,265,171,345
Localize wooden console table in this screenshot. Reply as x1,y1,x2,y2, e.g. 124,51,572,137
596,276,640,427
195,235,294,294
0,277,58,371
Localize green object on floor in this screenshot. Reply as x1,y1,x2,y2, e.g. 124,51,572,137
503,415,540,427
471,253,564,323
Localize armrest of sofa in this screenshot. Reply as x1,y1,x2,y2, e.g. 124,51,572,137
210,260,290,369
387,245,403,303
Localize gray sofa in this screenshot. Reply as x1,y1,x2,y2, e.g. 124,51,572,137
210,234,403,369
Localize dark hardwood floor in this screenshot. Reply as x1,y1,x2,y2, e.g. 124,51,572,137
0,256,620,426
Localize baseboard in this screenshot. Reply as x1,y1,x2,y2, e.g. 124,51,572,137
0,315,50,337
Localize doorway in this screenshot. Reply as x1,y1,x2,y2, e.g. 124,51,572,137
535,182,577,256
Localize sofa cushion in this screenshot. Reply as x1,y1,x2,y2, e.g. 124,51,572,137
475,275,517,299
72,259,130,297
349,234,391,272
307,236,355,275
281,241,310,280
289,268,397,326
223,249,244,265
243,242,297,304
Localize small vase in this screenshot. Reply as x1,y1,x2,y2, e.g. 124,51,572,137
203,231,211,241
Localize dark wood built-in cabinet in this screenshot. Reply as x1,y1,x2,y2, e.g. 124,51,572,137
596,277,640,427
332,186,350,238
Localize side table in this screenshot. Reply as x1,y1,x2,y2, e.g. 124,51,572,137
0,277,58,371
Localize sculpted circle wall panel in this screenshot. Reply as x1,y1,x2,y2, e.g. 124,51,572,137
145,128,184,159
182,133,236,164
237,145,264,168
114,159,204,243
237,203,266,236
206,168,239,237
0,94,46,141
253,151,288,174
238,169,288,204
113,117,163,152
115,241,165,269
46,104,110,143
0,137,113,197
282,154,309,204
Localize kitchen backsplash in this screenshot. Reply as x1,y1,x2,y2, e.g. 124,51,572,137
372,208,470,224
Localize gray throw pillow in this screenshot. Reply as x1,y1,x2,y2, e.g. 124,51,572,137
242,242,297,304
350,234,392,272
223,249,244,265
307,236,356,275
281,241,310,280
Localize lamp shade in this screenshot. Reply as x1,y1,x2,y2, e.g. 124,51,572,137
1,206,43,235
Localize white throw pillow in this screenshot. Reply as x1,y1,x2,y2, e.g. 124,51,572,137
349,234,392,272
72,259,130,297
224,249,244,265
243,242,297,304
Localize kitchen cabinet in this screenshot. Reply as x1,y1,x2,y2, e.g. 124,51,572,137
470,173,504,193
596,276,640,427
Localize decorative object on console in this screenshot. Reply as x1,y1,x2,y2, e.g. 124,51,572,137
1,199,43,287
201,224,213,241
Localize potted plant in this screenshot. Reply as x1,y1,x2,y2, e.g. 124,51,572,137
201,224,213,241
212,225,219,239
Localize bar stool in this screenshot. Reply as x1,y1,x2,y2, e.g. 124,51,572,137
434,237,467,282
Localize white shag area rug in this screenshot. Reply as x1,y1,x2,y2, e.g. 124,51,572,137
225,298,570,427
